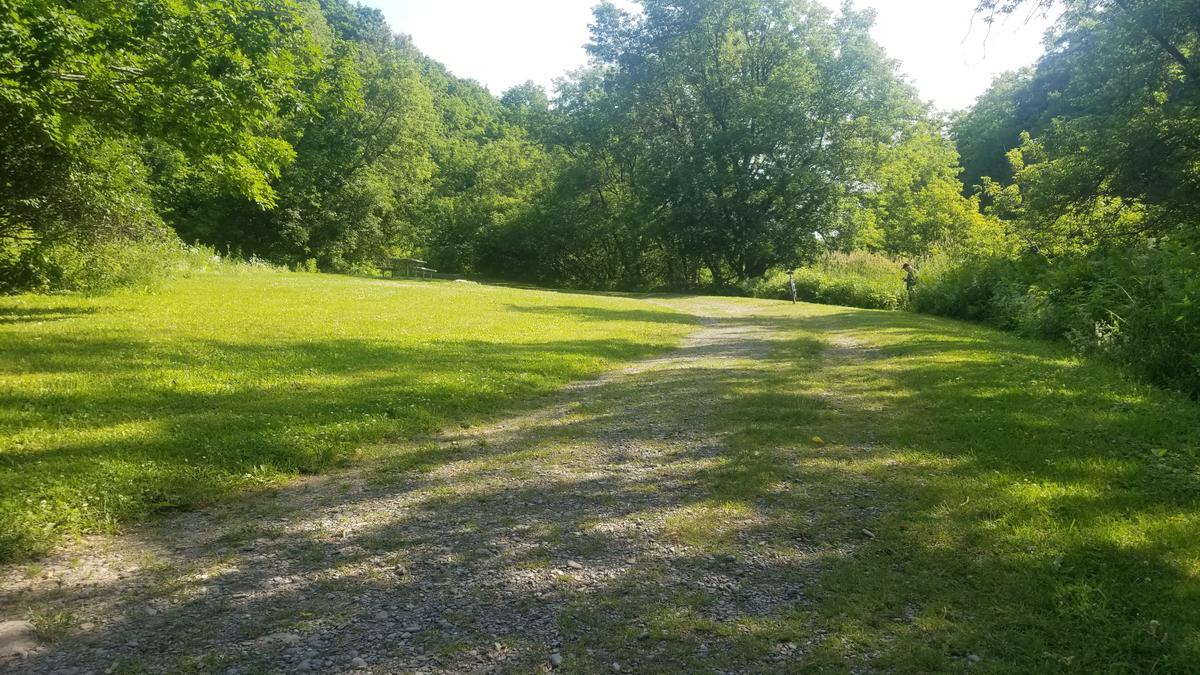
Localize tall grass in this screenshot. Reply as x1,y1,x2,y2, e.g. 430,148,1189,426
749,244,1200,397
0,236,282,295
750,251,909,310
912,243,1200,398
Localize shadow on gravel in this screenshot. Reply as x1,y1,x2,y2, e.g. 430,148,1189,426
4,309,841,674
5,303,1200,674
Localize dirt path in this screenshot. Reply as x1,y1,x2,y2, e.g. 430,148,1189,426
1,298,838,674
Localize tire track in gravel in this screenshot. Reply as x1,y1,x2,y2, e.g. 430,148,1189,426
1,297,843,675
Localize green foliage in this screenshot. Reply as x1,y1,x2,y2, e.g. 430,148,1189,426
913,245,1200,397
842,122,1007,257
0,0,316,291
966,0,1200,251
159,1,438,271
0,128,166,253
524,0,922,287
909,0,1200,398
0,237,182,295
0,0,982,294
751,251,909,310
950,68,1044,195
0,126,181,293
0,0,313,208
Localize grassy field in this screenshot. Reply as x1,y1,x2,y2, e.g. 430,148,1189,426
0,271,694,561
3,274,1199,673
585,298,1200,673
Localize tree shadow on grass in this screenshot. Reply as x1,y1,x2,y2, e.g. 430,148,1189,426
0,333,684,562
0,307,839,673
742,306,1200,672
3,303,1199,674
0,306,103,326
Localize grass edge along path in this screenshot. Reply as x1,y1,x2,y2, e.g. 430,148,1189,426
0,271,697,562
0,293,1196,673
670,300,1200,673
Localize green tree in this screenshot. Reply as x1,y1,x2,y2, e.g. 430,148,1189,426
0,0,313,209
846,122,1005,257
408,57,555,276
972,0,1200,249
950,68,1046,195
0,0,315,288
581,0,920,285
160,0,438,271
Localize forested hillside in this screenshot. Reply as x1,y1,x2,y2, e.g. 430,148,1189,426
0,0,990,288
2,0,1197,394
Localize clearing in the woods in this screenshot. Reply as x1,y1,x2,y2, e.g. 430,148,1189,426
1,273,1198,674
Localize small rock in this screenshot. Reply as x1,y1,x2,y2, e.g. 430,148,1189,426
263,632,302,646
567,560,584,570
374,611,389,621
611,662,621,672
968,654,982,663
402,625,421,633
862,529,876,539
0,621,37,658
549,653,563,667
351,656,367,668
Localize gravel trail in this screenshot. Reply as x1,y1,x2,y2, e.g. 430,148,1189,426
1,298,837,674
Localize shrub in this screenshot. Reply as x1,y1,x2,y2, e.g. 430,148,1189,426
0,237,288,295
913,243,1200,397
0,236,186,294
751,251,909,310
0,128,184,294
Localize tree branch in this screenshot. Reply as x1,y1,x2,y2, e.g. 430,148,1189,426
1111,0,1200,90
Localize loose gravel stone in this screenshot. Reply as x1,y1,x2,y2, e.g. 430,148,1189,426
0,300,840,675
0,621,37,659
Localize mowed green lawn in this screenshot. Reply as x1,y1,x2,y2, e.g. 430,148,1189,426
631,300,1200,673
3,271,1199,672
0,272,694,561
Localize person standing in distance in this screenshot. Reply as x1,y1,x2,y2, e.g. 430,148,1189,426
902,262,918,297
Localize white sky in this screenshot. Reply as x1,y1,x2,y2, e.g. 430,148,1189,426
363,0,1055,112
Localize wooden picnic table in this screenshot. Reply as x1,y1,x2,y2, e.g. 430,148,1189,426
382,257,436,279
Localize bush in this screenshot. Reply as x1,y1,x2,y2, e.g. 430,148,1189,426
0,237,288,295
0,236,187,294
751,251,909,310
0,127,188,294
913,243,1200,397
